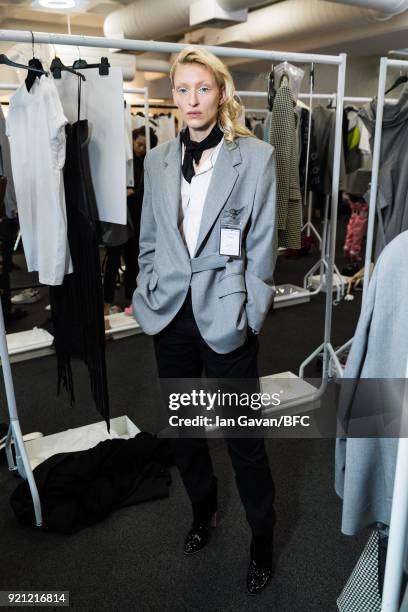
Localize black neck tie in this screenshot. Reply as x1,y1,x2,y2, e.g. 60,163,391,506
180,124,224,183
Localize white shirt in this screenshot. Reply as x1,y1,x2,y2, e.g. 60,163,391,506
178,138,224,257
6,77,72,286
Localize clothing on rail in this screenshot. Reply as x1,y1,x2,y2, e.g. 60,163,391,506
49,118,110,427
295,105,322,194
311,105,347,196
132,112,176,144
55,67,127,225
265,75,302,249
360,85,408,259
6,76,73,285
342,106,372,196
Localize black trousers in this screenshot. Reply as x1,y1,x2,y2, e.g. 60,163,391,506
103,236,139,304
153,289,276,563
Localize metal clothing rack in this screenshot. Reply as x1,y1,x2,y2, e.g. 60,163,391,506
0,83,150,253
237,89,347,305
0,28,347,528
361,57,408,307
0,82,151,151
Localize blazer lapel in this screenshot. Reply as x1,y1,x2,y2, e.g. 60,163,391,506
194,139,242,256
163,137,182,229
162,137,192,259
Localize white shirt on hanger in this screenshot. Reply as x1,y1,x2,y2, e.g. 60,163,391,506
54,67,127,225
6,77,72,286
178,138,223,258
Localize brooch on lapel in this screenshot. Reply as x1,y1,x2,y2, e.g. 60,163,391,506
223,207,244,220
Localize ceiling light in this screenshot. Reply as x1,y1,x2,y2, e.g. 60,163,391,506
39,0,76,7
34,0,90,9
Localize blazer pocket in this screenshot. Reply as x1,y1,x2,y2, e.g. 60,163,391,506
148,269,159,291
216,273,246,298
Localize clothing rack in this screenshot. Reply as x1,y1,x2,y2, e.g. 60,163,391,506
237,89,347,305
361,57,408,307
239,90,398,315
0,28,346,527
0,83,151,151
0,83,150,259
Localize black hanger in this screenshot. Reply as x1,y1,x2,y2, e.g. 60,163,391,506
0,53,47,76
267,67,276,111
71,56,110,76
25,57,47,92
385,74,408,95
24,32,48,92
50,56,85,81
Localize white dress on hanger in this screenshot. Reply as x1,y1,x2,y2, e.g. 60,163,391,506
6,76,72,286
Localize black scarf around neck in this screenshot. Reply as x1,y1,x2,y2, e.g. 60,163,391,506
180,124,223,183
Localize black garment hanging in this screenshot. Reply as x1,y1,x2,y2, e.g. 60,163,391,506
180,124,224,183
49,79,109,428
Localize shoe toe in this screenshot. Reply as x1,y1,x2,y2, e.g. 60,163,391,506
246,560,272,595
183,526,209,555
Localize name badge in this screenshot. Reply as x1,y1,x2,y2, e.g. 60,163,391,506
219,225,241,257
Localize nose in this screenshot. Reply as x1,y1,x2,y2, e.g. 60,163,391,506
188,90,199,107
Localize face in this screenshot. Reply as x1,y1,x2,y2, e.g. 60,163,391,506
172,62,226,135
133,135,146,158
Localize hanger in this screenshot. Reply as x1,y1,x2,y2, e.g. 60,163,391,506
50,56,86,81
71,56,110,76
25,32,48,92
267,66,276,111
0,31,47,93
0,53,46,75
385,73,408,95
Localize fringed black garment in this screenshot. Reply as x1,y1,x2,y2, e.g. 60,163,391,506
49,120,110,429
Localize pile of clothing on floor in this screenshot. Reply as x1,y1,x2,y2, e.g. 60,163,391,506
10,432,173,534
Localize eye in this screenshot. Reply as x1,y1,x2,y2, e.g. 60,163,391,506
198,86,210,95
176,87,188,95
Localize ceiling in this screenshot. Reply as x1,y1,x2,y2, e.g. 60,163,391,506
0,0,407,90
0,0,407,55
0,0,126,35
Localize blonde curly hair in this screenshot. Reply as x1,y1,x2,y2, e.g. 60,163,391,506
170,46,254,144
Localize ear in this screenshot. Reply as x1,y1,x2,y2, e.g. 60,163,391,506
219,86,227,106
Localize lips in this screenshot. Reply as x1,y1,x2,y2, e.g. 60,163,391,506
188,112,201,116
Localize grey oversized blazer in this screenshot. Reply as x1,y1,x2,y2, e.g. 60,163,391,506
132,134,278,354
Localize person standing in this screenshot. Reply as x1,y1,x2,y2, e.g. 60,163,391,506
103,127,157,314
133,46,278,594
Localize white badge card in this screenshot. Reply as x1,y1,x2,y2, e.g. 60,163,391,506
219,225,241,257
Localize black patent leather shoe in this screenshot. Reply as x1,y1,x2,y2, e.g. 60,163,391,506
246,559,272,595
183,513,217,555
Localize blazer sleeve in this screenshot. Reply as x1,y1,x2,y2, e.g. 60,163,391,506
136,156,156,287
244,145,278,334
